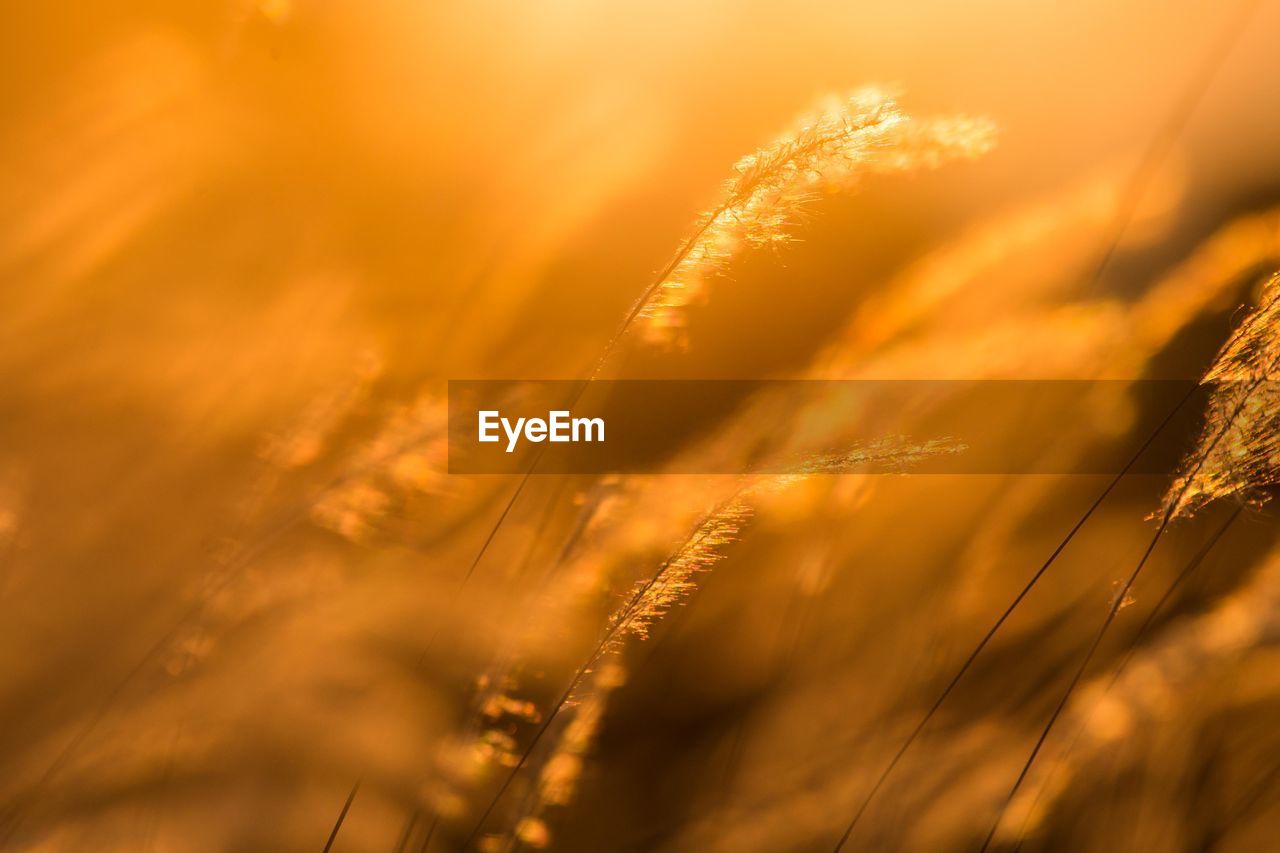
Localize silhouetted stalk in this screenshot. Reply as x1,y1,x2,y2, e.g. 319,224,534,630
832,383,1196,850
1009,505,1242,851
979,371,1266,851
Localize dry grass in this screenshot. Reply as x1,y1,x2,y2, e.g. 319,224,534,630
6,3,1280,853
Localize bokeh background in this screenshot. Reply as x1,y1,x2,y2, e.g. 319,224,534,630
5,1,1280,850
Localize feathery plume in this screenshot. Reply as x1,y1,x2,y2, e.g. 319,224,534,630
1162,272,1280,518
460,438,962,850
610,439,962,648
639,89,995,346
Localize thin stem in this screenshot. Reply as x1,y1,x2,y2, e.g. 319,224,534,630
390,809,418,853
980,369,1264,851
978,512,1171,853
418,815,438,853
457,197,734,583
1009,505,1241,851
831,382,1196,850
459,510,730,850
322,779,361,853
